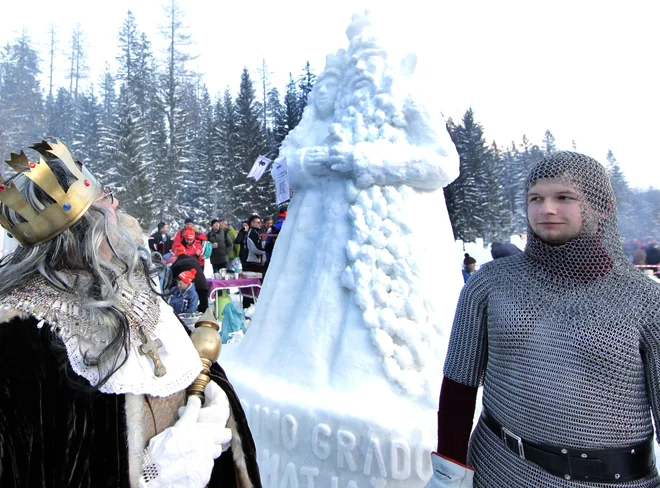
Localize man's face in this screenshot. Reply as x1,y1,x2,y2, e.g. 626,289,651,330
219,220,228,230
251,218,262,229
162,224,170,235
185,222,194,228
527,180,584,245
263,219,272,229
212,222,220,232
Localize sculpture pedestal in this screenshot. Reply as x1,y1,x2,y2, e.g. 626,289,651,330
226,364,435,488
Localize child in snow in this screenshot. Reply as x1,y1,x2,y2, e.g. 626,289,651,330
168,269,199,314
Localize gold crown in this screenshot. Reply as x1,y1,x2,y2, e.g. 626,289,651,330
0,138,101,247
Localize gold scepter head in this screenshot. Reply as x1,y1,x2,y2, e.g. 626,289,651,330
186,308,221,404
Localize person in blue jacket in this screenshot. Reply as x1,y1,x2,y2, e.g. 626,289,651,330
169,268,199,314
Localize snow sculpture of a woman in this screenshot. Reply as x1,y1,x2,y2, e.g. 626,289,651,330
228,12,461,405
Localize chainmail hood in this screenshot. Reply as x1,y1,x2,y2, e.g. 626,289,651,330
524,151,629,284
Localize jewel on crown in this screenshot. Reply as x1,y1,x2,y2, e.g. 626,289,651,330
0,137,102,247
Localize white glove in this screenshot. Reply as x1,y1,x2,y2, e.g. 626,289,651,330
139,381,233,488
425,452,474,488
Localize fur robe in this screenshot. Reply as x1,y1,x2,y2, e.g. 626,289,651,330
0,314,261,488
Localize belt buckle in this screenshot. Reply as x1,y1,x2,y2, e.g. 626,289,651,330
501,426,525,460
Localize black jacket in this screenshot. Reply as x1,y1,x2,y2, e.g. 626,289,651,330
170,255,207,293
235,228,249,264
148,232,173,256
206,229,233,265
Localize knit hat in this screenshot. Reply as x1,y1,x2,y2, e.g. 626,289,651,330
463,253,476,265
182,228,196,240
157,221,167,231
184,217,194,224
178,268,197,285
211,219,220,226
172,243,185,255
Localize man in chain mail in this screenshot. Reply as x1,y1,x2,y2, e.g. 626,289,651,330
0,138,260,487
427,151,660,487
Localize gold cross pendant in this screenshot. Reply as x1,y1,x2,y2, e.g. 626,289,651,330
138,329,167,377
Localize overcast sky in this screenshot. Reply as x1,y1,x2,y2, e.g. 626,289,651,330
2,0,658,189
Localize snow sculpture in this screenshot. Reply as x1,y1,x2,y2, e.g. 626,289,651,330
222,11,463,488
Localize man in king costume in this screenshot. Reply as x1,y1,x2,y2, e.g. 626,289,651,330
429,152,660,487
0,138,260,487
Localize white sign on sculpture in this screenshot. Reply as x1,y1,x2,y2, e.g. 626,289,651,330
271,159,290,205
223,11,463,488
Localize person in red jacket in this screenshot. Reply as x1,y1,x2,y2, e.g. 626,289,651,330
180,228,205,267
173,217,208,246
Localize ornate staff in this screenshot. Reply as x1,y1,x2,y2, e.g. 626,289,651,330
186,308,221,405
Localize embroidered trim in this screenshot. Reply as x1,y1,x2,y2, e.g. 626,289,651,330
0,272,203,397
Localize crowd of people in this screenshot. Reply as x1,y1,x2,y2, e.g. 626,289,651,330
147,209,287,314
625,238,660,278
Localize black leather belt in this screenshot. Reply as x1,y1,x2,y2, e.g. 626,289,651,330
481,410,655,483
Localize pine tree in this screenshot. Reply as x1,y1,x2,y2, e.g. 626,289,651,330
297,61,315,116
542,129,557,155
234,68,270,220
115,84,152,225
175,78,207,222
215,87,240,223
116,11,139,85
71,87,102,167
49,88,74,145
67,24,88,100
606,149,633,238
485,141,512,241
499,142,527,233
132,31,167,225
444,109,492,242
266,87,287,156
193,84,218,220
160,0,197,222
283,73,301,138
0,32,44,162
96,67,119,186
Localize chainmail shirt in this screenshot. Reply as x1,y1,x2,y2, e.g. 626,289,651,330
444,152,660,487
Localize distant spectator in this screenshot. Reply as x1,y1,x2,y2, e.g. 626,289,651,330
244,215,266,273
235,220,249,267
148,221,172,256
173,217,207,246
180,227,205,267
646,244,660,266
261,217,273,246
462,253,476,283
227,223,239,260
490,241,523,260
207,218,234,273
170,249,208,312
633,246,647,266
168,269,199,314
265,207,288,262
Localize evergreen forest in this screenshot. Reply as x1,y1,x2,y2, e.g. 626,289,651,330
1,4,657,241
